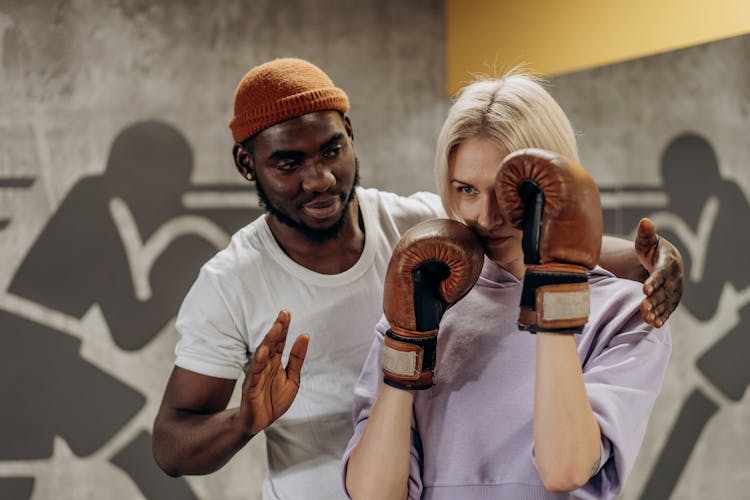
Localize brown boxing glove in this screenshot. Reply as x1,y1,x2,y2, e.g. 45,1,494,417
496,149,603,333
382,218,484,390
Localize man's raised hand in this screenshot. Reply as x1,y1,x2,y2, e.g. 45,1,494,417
239,310,309,436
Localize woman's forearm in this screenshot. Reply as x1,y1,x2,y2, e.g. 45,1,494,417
533,333,601,492
346,385,415,500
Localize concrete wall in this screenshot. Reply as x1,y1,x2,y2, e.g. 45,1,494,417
2,0,749,499
550,33,750,499
0,1,445,499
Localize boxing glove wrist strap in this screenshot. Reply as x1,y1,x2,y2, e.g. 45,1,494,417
382,326,437,390
519,264,590,334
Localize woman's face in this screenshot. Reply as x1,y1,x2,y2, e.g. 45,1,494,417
448,137,525,277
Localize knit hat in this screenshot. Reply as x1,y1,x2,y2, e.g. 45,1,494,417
229,58,350,142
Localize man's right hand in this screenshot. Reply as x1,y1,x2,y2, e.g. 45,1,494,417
239,310,309,436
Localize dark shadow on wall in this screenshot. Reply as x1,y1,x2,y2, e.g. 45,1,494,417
0,477,34,500
1,121,263,499
8,121,256,350
601,132,749,499
0,177,35,231
0,312,144,459
112,431,201,500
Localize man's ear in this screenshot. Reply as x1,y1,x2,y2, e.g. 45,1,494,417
233,143,255,181
343,114,354,142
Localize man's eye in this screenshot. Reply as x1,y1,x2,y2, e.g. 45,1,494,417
323,145,343,159
277,160,300,171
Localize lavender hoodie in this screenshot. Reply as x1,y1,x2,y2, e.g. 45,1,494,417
343,258,671,499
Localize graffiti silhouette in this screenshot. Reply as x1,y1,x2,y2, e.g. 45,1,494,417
1,121,261,499
602,132,749,499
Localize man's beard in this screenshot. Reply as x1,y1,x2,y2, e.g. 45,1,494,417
254,158,360,243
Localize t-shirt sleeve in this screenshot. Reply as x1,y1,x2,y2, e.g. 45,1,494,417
341,316,424,499
173,265,248,380
407,191,446,218
578,311,672,499
384,191,447,236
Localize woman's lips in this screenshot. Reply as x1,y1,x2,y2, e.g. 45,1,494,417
484,235,513,247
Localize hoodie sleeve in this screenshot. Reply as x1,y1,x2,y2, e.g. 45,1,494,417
341,315,424,499
575,277,672,499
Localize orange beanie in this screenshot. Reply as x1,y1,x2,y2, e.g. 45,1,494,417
229,58,350,142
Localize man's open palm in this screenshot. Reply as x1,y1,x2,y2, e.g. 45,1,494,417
635,218,684,327
240,310,309,436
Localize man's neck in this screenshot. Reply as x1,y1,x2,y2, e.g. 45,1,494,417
266,198,365,275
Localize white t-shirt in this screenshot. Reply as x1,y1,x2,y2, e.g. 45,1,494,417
175,187,444,500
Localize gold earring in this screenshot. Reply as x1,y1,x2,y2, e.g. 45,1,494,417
246,171,255,181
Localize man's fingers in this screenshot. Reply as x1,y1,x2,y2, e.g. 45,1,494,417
263,310,291,357
663,300,679,322
247,343,270,388
642,281,669,309
643,272,665,297
644,255,683,299
286,334,310,387
636,218,684,326
641,290,678,327
274,310,291,356
645,285,667,308
640,299,666,327
635,217,658,253
651,300,670,319
640,299,655,325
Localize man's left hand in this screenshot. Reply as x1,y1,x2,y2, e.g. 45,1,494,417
635,218,684,327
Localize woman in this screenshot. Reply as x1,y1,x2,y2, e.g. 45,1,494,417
343,70,672,499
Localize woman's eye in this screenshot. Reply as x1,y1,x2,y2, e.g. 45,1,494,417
459,186,474,195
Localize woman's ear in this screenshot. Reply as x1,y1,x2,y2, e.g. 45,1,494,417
233,143,255,181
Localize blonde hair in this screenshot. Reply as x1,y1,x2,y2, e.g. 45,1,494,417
434,69,578,220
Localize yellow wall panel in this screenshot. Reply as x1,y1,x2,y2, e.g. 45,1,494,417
447,0,750,93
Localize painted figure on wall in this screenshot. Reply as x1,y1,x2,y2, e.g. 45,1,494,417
0,121,260,499
602,132,749,499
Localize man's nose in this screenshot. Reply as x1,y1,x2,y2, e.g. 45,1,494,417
301,161,336,193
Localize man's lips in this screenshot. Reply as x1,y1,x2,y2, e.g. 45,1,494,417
302,196,343,219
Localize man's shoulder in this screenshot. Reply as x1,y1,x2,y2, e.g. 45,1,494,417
200,216,267,277
357,187,445,239
357,187,445,218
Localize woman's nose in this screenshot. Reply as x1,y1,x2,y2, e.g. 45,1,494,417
476,195,503,229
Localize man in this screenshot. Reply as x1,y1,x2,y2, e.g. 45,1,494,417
152,58,682,499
